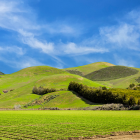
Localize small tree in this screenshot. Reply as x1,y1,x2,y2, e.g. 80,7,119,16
129,83,135,89
102,86,107,90
128,96,136,106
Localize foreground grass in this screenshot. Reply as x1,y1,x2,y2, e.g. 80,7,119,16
0,111,140,140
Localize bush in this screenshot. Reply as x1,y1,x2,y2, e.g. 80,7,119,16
102,86,107,90
32,86,56,95
129,83,135,88
138,99,140,105
128,96,136,106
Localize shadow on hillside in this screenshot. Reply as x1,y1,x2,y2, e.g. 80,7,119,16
71,91,102,106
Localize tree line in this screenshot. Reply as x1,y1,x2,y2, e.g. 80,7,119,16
68,81,139,106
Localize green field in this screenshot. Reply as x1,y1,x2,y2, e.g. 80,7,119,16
0,110,140,140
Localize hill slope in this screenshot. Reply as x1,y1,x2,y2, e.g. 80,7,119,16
0,66,104,108
64,62,115,75
0,71,4,75
84,66,139,81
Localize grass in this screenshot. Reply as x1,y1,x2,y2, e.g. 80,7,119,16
23,91,100,109
1,62,140,109
35,73,103,90
84,66,139,81
96,67,140,88
0,66,105,108
64,62,115,75
0,110,140,140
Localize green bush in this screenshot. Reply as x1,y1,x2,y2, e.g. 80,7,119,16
102,86,107,90
128,96,136,106
129,83,135,88
32,86,56,95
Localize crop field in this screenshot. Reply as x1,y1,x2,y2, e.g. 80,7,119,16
0,111,140,140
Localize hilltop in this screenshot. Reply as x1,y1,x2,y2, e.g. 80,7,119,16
64,62,115,75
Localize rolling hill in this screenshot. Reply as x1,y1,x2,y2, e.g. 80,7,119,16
84,66,139,81
1,62,140,109
0,66,104,109
64,62,115,75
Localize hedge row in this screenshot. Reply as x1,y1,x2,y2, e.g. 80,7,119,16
32,86,56,95
68,81,137,106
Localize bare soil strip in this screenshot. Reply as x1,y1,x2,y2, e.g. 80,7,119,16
67,130,140,140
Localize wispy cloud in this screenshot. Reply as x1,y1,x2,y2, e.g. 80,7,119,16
0,55,45,69
114,54,135,67
0,46,24,55
0,0,140,70
99,10,140,51
63,42,108,55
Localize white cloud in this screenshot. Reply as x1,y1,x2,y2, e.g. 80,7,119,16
0,46,24,55
22,36,54,54
0,55,45,69
100,24,140,50
63,42,108,55
99,10,140,51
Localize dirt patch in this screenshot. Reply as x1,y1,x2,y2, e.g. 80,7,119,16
66,130,140,140
78,77,83,80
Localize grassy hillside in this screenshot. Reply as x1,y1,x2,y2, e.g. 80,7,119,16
85,66,139,81
95,67,140,88
0,71,4,75
64,62,115,75
1,62,140,108
65,63,140,89
23,91,100,109
0,66,104,108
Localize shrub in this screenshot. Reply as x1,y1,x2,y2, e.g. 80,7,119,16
32,86,56,95
102,86,107,90
128,96,136,106
129,83,135,88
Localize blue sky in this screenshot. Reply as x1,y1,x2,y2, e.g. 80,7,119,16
0,0,140,74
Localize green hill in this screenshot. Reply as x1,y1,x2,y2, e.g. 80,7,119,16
84,66,139,81
64,62,115,75
1,62,140,109
0,71,4,75
0,66,104,109
64,62,140,89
